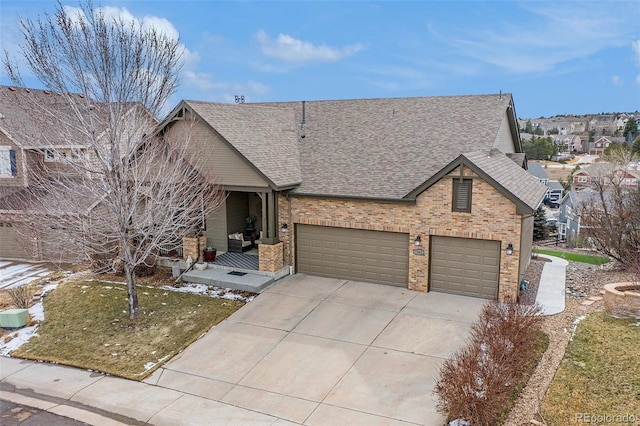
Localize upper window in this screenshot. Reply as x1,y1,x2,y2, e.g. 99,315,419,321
452,178,472,213
0,147,17,177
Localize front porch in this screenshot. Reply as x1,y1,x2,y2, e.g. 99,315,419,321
158,250,290,294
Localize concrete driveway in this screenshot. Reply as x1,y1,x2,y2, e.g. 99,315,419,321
146,274,485,425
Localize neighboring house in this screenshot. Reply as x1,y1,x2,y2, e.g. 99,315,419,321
527,163,549,186
589,137,612,155
558,189,592,245
0,85,155,261
551,134,582,153
558,188,618,247
572,163,639,189
159,93,547,302
527,163,562,203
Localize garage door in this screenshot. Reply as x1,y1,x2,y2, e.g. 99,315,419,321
296,225,409,287
430,236,500,299
0,221,36,260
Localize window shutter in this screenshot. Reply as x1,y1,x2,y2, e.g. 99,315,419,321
9,149,17,176
453,179,472,212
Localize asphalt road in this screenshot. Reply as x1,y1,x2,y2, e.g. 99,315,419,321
0,399,89,425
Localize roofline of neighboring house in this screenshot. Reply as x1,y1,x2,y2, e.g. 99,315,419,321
405,153,542,215
22,145,88,150
506,101,523,153
156,101,299,192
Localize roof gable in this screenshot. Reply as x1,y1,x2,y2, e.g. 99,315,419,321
166,100,302,189
409,149,547,214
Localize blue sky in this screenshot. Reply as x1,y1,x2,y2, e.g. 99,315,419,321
1,1,639,119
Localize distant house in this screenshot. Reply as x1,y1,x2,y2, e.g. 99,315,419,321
551,134,582,153
572,163,639,190
557,188,597,245
547,181,564,203
527,163,549,186
527,162,563,204
589,137,612,155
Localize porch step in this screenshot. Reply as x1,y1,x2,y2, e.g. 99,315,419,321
181,268,274,293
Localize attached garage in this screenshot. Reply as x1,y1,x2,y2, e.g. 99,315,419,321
0,221,36,260
296,225,409,287
429,236,500,299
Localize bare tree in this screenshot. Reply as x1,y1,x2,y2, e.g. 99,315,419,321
578,154,640,269
3,1,224,319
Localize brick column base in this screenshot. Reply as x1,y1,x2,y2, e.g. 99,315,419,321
259,242,284,272
183,236,208,261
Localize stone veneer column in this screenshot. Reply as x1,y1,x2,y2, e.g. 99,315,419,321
259,242,284,272
183,236,208,261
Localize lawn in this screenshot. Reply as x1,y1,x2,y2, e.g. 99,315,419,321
533,249,610,265
542,313,640,425
11,280,245,380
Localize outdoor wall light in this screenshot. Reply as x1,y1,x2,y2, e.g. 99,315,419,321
506,243,514,256
280,223,288,233
414,235,422,246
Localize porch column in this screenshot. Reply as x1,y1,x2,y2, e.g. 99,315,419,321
261,190,279,245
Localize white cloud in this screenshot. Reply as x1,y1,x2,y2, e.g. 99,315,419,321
63,5,180,42
612,75,623,86
255,29,363,64
430,3,638,74
183,71,270,101
633,40,640,66
362,65,435,91
636,74,640,86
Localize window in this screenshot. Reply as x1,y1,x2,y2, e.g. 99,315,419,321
452,178,472,213
0,147,17,177
577,176,588,183
45,149,55,162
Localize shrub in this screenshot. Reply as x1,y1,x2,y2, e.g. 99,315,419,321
435,302,543,426
6,285,33,309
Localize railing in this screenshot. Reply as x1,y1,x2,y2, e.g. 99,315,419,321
158,241,183,258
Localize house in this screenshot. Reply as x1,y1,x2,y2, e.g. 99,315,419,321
0,85,155,261
526,163,563,204
572,163,639,189
557,188,595,245
527,163,549,186
551,134,582,153
547,181,564,204
589,137,612,155
159,93,547,302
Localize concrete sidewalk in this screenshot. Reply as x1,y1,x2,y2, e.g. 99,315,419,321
1,275,486,425
535,254,569,315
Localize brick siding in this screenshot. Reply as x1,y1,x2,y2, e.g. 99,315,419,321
278,168,525,302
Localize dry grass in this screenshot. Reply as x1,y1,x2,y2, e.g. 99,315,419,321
542,312,640,425
11,280,244,380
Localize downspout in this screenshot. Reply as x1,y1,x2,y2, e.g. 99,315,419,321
286,192,292,270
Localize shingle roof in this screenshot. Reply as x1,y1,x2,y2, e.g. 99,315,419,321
463,150,548,211
548,181,564,191
173,94,536,204
184,101,301,188
527,163,549,180
253,94,516,199
0,86,89,148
